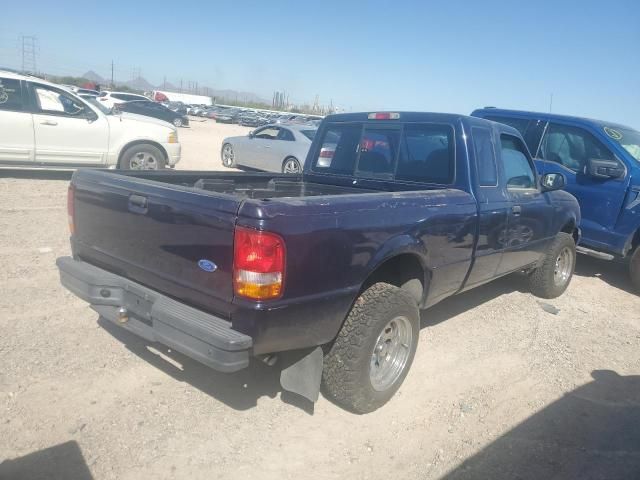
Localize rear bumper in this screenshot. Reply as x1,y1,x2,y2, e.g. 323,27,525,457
56,256,252,372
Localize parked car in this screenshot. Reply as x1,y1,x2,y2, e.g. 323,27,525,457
215,108,242,124
221,124,317,173
165,101,188,116
0,70,180,169
472,107,640,291
115,100,189,127
57,111,579,413
97,91,150,109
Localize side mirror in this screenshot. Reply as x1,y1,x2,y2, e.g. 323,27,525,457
540,172,566,192
585,158,625,179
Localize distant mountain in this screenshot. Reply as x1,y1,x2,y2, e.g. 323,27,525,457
82,70,105,83
123,76,156,91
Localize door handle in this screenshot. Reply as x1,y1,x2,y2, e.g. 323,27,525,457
512,205,522,216
128,194,148,213
40,120,58,126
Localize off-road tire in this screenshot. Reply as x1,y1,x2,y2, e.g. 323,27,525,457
322,282,420,413
529,232,576,298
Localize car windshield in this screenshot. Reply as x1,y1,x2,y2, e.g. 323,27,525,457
82,95,111,114
605,126,640,161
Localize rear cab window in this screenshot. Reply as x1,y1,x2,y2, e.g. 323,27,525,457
312,121,455,185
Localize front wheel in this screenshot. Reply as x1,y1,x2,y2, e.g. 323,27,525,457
173,117,183,127
529,232,576,298
630,246,640,292
119,144,166,170
282,157,301,174
322,282,420,413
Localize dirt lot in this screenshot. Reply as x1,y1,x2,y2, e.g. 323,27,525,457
1,119,639,479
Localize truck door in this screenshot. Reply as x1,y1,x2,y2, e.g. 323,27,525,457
463,126,510,288
537,122,628,249
496,133,554,274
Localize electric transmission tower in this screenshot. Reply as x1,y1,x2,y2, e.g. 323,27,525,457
21,35,38,74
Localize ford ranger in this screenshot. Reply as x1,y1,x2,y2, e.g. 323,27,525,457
57,112,580,413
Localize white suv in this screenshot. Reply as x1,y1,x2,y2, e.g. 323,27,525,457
0,71,180,169
97,90,150,109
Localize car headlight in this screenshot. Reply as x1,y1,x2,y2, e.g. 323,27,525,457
168,131,178,143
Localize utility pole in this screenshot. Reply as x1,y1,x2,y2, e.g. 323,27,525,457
21,35,37,74
110,60,114,88
180,79,183,92
549,93,553,113
163,76,166,89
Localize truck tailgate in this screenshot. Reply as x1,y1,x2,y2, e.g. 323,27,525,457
71,170,240,318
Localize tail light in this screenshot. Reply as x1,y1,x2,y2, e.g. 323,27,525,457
233,227,285,300
319,149,334,158
67,184,75,235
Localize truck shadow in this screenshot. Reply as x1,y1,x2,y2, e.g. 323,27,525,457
439,370,640,479
97,274,530,414
0,440,93,480
0,169,74,181
573,254,637,295
97,317,312,413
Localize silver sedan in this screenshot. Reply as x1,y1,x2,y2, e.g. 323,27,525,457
221,124,316,173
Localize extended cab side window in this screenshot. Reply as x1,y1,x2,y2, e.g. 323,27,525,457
499,134,536,189
541,123,614,172
33,84,86,117
472,127,497,186
396,124,454,184
0,78,24,112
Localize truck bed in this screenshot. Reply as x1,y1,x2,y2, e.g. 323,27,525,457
113,170,374,199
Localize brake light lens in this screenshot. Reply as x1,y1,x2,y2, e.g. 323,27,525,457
319,149,334,158
234,227,285,300
367,112,400,120
67,184,75,235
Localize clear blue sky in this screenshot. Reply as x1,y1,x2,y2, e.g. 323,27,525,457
1,0,639,127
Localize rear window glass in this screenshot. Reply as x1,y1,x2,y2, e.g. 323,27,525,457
397,124,454,184
356,129,400,179
312,122,454,184
0,78,23,111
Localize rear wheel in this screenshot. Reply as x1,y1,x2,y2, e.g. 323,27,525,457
282,157,301,174
173,117,183,127
529,232,576,298
630,246,640,292
322,282,420,413
221,143,235,168
119,144,166,170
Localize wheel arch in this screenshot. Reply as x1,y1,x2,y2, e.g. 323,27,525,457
360,249,430,307
117,140,168,168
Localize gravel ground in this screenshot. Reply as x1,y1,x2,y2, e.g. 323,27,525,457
1,119,639,479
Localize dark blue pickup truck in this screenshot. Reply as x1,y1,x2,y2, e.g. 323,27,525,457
57,112,580,413
472,108,640,291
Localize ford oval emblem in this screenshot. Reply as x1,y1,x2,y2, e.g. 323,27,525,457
198,259,217,272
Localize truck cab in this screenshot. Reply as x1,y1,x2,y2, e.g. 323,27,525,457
472,108,640,290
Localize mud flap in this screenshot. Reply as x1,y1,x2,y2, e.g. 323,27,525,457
279,347,323,402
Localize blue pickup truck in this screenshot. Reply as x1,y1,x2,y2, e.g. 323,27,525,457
472,108,640,291
56,112,580,413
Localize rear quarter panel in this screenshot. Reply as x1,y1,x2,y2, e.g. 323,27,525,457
232,189,477,353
